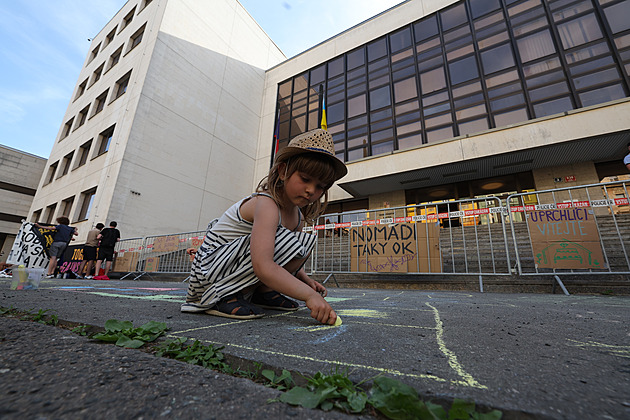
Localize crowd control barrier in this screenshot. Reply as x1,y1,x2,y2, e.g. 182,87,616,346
108,180,629,294
507,180,630,285
306,197,512,291
114,231,205,280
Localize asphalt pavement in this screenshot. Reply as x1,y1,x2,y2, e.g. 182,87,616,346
1,277,629,419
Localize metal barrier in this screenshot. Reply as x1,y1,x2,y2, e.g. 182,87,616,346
114,237,145,279
114,231,205,279
108,180,630,294
306,197,512,290
507,180,630,280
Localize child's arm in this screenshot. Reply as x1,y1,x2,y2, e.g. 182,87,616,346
249,197,336,325
295,268,327,297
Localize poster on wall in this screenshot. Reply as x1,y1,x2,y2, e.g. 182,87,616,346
6,222,50,269
350,222,440,273
526,207,606,269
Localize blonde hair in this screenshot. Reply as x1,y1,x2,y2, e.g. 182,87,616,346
257,152,338,223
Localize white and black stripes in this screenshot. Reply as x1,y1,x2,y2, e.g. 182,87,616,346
183,221,316,310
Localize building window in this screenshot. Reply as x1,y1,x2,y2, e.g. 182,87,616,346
75,140,92,168
31,209,42,223
59,152,74,178
87,43,101,64
43,203,57,224
76,105,90,129
92,89,109,116
140,0,153,12
127,24,146,53
120,7,136,32
45,161,58,185
113,70,132,100
104,27,116,47
75,78,88,100
107,46,123,71
77,188,97,221
96,125,115,157
61,196,75,218
89,63,105,87
274,0,630,165
61,118,74,139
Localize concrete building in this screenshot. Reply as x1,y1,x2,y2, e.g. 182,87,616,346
0,146,46,261
28,0,285,242
30,0,630,240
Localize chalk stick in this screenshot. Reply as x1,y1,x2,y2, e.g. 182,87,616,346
333,315,342,326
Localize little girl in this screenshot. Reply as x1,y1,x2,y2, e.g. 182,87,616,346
182,128,347,325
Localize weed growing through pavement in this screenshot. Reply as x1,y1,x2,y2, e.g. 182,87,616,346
71,325,89,336
155,337,231,372
0,309,503,419
91,319,168,348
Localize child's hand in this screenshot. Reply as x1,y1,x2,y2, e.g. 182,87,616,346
186,248,197,256
305,293,337,325
298,273,328,297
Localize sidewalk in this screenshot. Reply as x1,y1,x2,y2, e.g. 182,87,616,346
1,278,629,419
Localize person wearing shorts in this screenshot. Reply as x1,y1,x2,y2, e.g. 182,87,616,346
77,223,104,279
35,216,77,278
94,221,121,280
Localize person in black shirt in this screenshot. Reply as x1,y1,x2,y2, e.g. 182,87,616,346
35,216,78,278
94,221,121,280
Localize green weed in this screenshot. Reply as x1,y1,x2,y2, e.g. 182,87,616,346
91,319,168,348
72,325,89,336
262,369,295,391
155,337,231,372
277,368,368,413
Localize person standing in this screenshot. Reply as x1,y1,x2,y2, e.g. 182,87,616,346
76,223,104,279
35,216,78,279
94,221,121,280
624,142,630,171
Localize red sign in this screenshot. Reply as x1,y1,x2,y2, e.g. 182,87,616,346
565,175,576,182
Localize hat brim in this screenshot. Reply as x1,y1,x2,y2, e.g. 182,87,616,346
276,146,348,181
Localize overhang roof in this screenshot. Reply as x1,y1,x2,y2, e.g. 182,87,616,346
338,130,630,197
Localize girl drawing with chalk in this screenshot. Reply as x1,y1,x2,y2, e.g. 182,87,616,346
182,128,347,325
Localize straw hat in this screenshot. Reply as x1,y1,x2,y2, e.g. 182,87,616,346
275,128,347,181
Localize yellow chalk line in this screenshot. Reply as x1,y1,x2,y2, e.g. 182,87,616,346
426,302,487,389
165,332,479,387
568,339,630,358
174,310,299,334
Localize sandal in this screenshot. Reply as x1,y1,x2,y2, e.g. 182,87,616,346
251,290,299,311
206,293,265,319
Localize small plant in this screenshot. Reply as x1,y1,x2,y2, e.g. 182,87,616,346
368,376,502,420
91,319,168,348
155,337,231,372
278,368,368,413
46,313,59,326
72,325,89,336
22,308,58,325
0,305,18,315
262,369,295,391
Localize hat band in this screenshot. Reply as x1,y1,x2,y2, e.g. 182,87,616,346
304,146,334,156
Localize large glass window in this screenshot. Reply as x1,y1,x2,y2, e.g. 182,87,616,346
274,0,629,164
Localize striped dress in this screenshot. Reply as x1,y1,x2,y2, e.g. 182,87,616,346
181,193,317,313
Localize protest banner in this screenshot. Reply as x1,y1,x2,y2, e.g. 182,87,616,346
350,222,440,273
526,207,605,269
6,222,50,269
152,236,179,253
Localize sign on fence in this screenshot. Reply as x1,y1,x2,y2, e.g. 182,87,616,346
114,252,138,272
152,236,179,253
7,222,50,269
145,257,159,272
350,222,440,272
527,207,606,269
